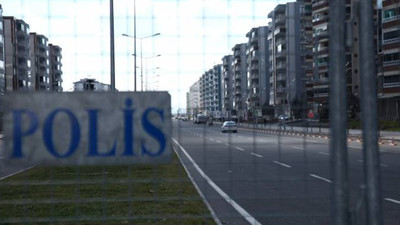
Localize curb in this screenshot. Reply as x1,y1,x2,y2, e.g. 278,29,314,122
236,126,399,147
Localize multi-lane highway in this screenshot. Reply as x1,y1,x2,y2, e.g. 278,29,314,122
172,119,400,225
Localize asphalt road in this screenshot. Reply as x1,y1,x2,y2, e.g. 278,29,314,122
0,138,35,180
172,119,400,225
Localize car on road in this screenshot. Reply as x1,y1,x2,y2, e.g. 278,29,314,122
221,121,237,133
278,115,290,121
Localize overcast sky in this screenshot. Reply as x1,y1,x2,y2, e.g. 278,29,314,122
2,0,286,113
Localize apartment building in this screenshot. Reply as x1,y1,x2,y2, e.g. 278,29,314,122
268,3,303,117
222,55,233,118
246,26,270,118
379,0,400,119
232,43,248,120
29,33,50,91
201,65,222,117
199,74,205,113
73,78,110,91
3,17,31,91
300,0,314,109
186,80,200,117
0,5,5,95
49,44,63,91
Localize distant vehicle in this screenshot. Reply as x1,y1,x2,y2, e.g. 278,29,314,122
221,121,237,133
278,115,290,121
195,114,207,124
181,116,188,121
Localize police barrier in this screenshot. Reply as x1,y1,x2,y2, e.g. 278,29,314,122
2,92,171,165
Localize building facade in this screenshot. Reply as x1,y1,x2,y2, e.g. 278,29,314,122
0,5,5,95
232,43,248,120
49,44,63,91
29,33,50,91
3,17,31,91
186,80,200,118
378,0,400,120
222,55,233,119
73,78,110,91
246,26,270,119
268,3,303,117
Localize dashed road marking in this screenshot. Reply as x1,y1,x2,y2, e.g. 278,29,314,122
310,174,332,183
358,160,388,167
292,146,304,151
273,161,292,168
251,153,263,158
235,147,245,151
385,198,400,205
349,145,362,149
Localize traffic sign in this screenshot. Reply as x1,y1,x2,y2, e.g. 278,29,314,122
308,110,314,119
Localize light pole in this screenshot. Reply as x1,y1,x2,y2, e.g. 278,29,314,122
144,55,160,91
122,33,160,91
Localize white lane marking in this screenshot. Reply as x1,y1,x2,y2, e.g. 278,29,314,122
172,147,223,225
349,145,362,149
216,140,222,143
310,174,332,183
0,165,36,181
358,160,388,167
172,138,262,225
318,152,330,156
251,153,263,158
224,143,230,147
385,198,400,205
273,161,292,168
235,147,245,151
210,138,215,141
308,140,322,143
0,157,5,159
292,146,304,151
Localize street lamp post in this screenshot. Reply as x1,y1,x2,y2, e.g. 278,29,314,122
122,33,160,91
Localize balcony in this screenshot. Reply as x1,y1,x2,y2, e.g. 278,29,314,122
276,62,286,70
383,15,400,23
274,26,286,37
276,75,286,82
250,73,259,80
250,64,259,71
276,50,286,58
250,35,258,44
275,15,285,25
313,30,328,38
383,82,400,88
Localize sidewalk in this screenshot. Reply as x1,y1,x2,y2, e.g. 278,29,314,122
213,121,400,146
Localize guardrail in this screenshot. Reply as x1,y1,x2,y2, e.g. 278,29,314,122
209,121,399,147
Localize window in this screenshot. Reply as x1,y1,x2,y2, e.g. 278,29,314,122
383,30,400,43
383,52,400,64
383,8,399,21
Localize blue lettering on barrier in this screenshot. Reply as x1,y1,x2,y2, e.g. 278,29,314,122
141,108,166,157
9,97,168,161
87,109,117,157
43,109,80,158
123,98,136,156
12,110,38,158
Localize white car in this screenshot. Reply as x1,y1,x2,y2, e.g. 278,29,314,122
221,121,237,133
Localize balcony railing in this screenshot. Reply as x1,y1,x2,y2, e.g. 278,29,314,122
383,82,400,88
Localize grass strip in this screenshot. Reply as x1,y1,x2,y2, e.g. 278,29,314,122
0,152,216,225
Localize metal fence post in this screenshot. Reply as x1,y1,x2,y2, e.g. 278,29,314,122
358,0,383,224
329,0,350,224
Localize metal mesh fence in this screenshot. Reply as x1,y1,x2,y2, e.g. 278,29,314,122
0,0,398,225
